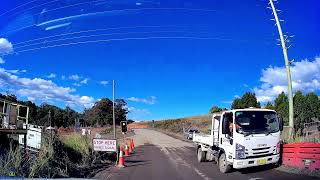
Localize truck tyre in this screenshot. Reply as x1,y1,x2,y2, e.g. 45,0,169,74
197,148,206,162
218,153,231,173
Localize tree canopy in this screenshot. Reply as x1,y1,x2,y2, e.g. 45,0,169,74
83,98,128,126
209,106,222,114
231,92,261,109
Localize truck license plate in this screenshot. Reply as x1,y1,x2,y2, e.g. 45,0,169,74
257,159,266,165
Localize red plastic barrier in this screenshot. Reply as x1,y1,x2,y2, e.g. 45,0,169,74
282,142,320,171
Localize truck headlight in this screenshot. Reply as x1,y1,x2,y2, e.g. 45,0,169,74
276,141,281,154
236,143,246,159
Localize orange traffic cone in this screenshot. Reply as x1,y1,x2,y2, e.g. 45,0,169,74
117,146,125,167
124,144,130,156
130,139,134,151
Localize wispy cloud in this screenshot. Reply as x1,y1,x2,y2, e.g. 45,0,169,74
47,73,56,79
73,83,81,87
80,78,89,84
69,74,81,81
127,96,157,105
254,56,320,102
0,57,5,64
4,69,27,74
127,106,151,119
100,80,109,86
0,68,95,109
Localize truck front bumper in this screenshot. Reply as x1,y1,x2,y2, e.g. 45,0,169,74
233,154,280,169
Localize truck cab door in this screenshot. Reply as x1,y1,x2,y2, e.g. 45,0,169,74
220,113,233,162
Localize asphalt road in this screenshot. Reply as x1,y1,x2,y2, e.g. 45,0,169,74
95,129,317,180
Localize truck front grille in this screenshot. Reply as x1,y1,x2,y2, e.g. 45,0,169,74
245,153,274,159
252,147,270,151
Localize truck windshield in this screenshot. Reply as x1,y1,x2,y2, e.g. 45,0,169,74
235,111,279,134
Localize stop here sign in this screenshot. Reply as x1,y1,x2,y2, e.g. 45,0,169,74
93,139,117,152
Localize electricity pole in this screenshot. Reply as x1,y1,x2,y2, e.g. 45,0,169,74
112,80,116,139
269,0,294,139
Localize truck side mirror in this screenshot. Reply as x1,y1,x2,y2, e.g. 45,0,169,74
222,117,230,134
279,116,284,131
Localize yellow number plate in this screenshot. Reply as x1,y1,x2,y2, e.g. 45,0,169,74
257,159,266,165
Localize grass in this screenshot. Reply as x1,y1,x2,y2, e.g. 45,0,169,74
0,144,24,177
60,132,91,163
28,136,54,178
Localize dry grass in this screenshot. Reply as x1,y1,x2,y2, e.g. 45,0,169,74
0,144,24,177
60,132,91,163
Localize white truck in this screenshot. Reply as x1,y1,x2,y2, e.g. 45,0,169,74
193,108,283,173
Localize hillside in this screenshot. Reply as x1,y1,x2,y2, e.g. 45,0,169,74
152,114,212,137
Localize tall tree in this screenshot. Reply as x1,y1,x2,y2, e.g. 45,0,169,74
293,91,307,133
231,92,260,109
115,99,128,124
305,92,320,121
265,102,274,110
274,92,289,125
83,98,128,126
231,98,243,109
241,92,260,108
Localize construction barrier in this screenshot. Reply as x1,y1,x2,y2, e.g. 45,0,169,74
282,142,320,171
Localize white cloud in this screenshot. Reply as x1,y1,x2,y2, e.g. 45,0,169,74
80,78,89,84
0,68,95,109
243,84,249,88
69,74,81,81
127,106,151,120
0,57,5,64
0,38,13,55
73,83,81,87
3,69,26,74
127,96,157,105
61,75,66,80
254,56,320,102
128,106,150,115
100,81,109,86
47,73,56,78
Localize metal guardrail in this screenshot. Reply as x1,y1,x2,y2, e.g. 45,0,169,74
282,142,320,171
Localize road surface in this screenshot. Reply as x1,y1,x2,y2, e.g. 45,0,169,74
95,129,317,180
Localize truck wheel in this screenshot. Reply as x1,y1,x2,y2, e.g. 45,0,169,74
218,153,231,173
197,148,206,162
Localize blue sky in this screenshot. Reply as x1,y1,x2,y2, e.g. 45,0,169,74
0,0,319,120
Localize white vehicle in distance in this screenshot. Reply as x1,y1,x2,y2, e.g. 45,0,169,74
193,108,283,173
185,128,199,140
